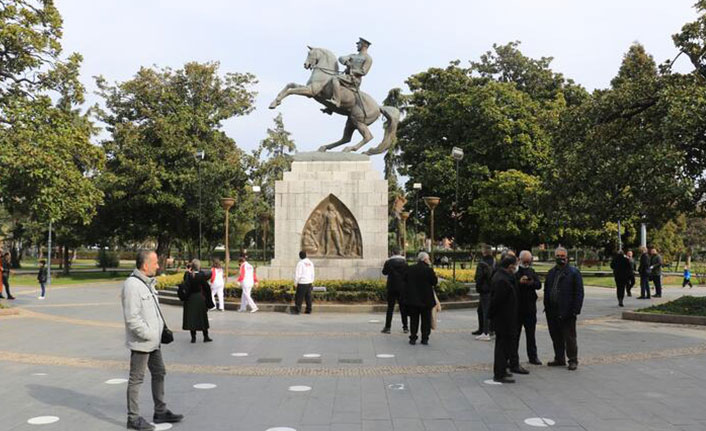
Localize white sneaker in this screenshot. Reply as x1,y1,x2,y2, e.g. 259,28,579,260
38,296,45,300
250,308,258,313
476,334,491,341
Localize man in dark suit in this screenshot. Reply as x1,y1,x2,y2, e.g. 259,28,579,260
489,255,519,383
381,247,409,334
637,246,651,299
514,250,542,366
611,250,633,307
402,252,438,345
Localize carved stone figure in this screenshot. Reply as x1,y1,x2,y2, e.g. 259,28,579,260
301,195,362,258
268,41,399,155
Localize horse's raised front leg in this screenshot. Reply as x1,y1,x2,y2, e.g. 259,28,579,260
318,119,355,152
269,83,313,109
342,122,373,153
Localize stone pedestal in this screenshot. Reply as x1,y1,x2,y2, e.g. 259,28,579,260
257,152,388,281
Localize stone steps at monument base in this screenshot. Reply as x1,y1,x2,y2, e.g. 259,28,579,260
157,287,478,313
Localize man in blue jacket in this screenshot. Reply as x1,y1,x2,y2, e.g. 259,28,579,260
543,246,584,371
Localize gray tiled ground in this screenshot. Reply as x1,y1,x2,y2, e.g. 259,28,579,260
1,282,706,430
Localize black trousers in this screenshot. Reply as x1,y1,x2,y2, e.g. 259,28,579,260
406,305,431,342
652,275,662,296
515,307,538,363
479,293,491,334
494,332,516,379
682,278,693,288
640,275,651,298
295,283,312,313
2,276,10,297
546,314,578,364
384,290,408,329
615,277,629,304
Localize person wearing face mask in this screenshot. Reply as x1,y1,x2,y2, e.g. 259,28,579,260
543,246,584,371
488,255,519,383
514,250,542,366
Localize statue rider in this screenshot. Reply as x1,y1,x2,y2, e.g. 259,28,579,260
329,37,372,108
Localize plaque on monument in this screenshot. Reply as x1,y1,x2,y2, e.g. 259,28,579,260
301,194,363,258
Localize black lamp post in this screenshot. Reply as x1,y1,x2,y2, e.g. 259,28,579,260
195,149,205,259
451,146,464,282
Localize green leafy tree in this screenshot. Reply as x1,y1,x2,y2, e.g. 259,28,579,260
94,62,257,267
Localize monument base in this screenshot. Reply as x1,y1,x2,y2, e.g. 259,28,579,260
256,151,388,281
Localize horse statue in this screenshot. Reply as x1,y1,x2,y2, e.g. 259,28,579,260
268,47,400,155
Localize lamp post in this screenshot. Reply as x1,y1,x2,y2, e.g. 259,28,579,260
220,198,235,282
47,220,52,287
195,149,205,259
400,211,410,256
252,185,261,261
259,213,270,263
413,183,422,249
451,146,464,282
423,196,441,267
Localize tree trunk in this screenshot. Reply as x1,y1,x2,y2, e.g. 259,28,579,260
62,244,70,275
156,234,171,275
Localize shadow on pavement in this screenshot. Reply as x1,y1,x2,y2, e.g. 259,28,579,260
26,384,124,428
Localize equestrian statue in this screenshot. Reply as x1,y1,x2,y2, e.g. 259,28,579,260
269,38,400,155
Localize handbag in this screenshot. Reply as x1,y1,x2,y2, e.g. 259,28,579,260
131,275,174,345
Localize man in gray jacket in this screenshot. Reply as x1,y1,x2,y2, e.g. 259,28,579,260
122,250,183,430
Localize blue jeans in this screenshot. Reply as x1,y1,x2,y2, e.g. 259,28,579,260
40,282,46,297
640,275,650,298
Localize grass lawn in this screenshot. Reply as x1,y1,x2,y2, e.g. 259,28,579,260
582,275,684,288
17,258,135,271
638,296,706,316
9,271,130,286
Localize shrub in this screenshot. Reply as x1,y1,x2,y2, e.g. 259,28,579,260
96,250,121,268
638,295,706,316
435,268,476,282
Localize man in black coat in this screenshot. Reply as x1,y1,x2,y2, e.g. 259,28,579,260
473,245,495,340
402,252,438,345
514,250,542,366
381,247,409,334
610,250,633,307
626,250,636,296
649,246,663,298
637,246,651,299
488,255,519,383
544,247,584,371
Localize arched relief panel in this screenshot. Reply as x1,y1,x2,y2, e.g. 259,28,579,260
301,194,363,258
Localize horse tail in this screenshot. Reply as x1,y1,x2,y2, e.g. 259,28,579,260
376,105,400,154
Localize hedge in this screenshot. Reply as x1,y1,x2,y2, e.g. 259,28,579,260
435,268,475,283
156,274,470,303
638,296,706,317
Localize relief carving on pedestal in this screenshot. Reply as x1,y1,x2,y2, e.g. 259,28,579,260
301,194,362,258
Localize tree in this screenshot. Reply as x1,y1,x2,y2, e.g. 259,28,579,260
94,62,257,267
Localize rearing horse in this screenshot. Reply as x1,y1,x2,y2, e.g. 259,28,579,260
269,47,399,155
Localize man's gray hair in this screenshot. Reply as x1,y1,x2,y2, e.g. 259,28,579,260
417,251,430,262
135,250,155,270
519,250,532,261
555,246,568,255
191,259,201,271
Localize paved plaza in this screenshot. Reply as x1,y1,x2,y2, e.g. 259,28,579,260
1,281,706,431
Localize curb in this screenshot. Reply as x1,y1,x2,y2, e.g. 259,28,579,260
622,311,706,326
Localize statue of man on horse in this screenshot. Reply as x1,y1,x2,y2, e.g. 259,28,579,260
268,38,399,155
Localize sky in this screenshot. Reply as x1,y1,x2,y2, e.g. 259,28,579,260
57,0,699,174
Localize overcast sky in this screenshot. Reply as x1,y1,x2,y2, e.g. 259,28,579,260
57,0,698,173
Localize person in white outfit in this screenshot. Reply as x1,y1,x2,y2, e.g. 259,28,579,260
237,255,258,312
208,259,225,311
293,251,315,314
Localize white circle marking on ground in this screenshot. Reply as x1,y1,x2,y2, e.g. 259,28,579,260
193,383,217,389
151,423,173,430
27,416,60,425
288,385,312,392
265,428,297,431
524,417,556,427
388,383,405,390
483,379,502,385
368,319,381,323
105,378,128,385
376,354,395,359
302,353,321,358
31,373,48,376
231,352,249,357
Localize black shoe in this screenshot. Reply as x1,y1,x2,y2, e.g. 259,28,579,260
653,294,661,298
471,329,483,335
204,337,213,343
7,295,15,300
153,410,183,424
568,362,578,371
403,327,409,334
190,338,196,343
421,339,428,345
305,310,312,314
290,310,300,315
409,339,416,345
547,360,566,367
627,291,632,297
510,366,529,375
529,358,542,365
637,296,645,299
381,328,391,334
493,376,515,383
618,302,624,307
0,294,4,299
127,416,155,430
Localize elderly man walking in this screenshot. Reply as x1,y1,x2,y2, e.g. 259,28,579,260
488,255,519,383
402,252,438,345
122,250,183,430
544,247,584,371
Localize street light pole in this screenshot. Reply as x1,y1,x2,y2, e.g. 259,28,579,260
423,197,441,267
400,211,410,256
195,149,205,260
451,147,464,283
47,220,52,287
253,185,261,261
413,183,422,250
220,198,235,283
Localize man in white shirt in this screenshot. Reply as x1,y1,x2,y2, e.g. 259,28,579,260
293,251,315,314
